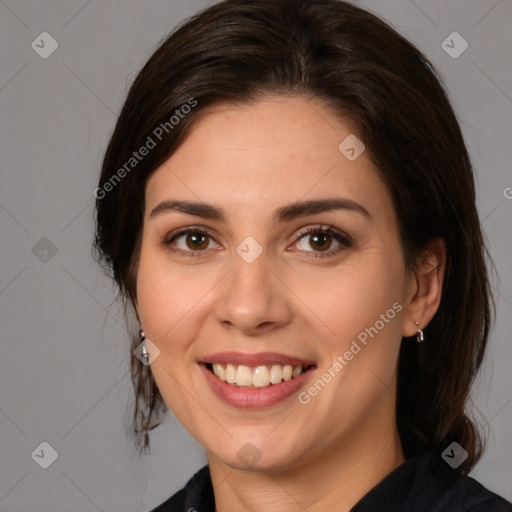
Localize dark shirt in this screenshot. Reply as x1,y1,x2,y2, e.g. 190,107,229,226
150,451,512,511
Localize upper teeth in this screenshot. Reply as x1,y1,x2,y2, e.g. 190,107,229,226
211,363,306,388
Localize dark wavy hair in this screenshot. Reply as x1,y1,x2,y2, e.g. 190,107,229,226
93,0,495,473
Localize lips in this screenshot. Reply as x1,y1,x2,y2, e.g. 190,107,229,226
199,351,317,408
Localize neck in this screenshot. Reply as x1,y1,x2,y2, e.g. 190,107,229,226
208,401,405,512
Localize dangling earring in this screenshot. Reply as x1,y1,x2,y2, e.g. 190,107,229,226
139,329,150,363
415,321,424,343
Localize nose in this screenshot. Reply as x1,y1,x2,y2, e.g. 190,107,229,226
213,249,292,336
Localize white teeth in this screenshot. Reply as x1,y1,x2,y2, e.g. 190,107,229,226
269,365,283,384
252,366,270,387
209,363,307,388
212,363,225,380
292,365,302,378
283,365,293,381
224,363,237,383
236,365,253,386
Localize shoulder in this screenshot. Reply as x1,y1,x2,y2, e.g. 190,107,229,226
148,465,214,512
453,474,512,512
352,451,512,511
426,453,511,511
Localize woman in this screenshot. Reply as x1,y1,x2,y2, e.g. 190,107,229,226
93,1,511,510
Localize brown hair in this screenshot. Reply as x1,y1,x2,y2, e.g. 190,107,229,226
93,0,495,473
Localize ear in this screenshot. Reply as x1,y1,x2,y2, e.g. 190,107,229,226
401,238,446,337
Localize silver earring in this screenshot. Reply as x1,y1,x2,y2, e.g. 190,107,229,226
139,329,150,363
415,321,424,343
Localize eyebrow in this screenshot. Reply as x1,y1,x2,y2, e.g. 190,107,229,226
149,197,371,224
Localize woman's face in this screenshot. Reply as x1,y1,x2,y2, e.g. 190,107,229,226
136,96,415,472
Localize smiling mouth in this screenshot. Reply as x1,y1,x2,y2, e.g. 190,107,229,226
204,362,315,389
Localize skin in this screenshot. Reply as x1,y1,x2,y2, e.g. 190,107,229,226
135,96,445,512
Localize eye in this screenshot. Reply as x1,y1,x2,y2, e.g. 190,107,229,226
291,225,353,258
162,224,353,258
163,226,218,257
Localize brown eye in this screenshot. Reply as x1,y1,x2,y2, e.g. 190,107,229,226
163,227,216,256
308,233,333,251
184,232,209,250
293,225,353,258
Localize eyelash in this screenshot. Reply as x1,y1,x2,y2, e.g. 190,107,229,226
162,225,353,259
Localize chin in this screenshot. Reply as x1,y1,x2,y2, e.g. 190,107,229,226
209,436,305,474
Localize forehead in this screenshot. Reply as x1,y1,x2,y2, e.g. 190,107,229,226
145,96,392,225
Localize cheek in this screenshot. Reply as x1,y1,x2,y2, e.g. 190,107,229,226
301,252,405,406
297,255,405,343
303,274,404,427
135,249,198,351
135,251,201,417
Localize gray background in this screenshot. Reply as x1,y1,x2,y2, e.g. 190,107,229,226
0,1,510,510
